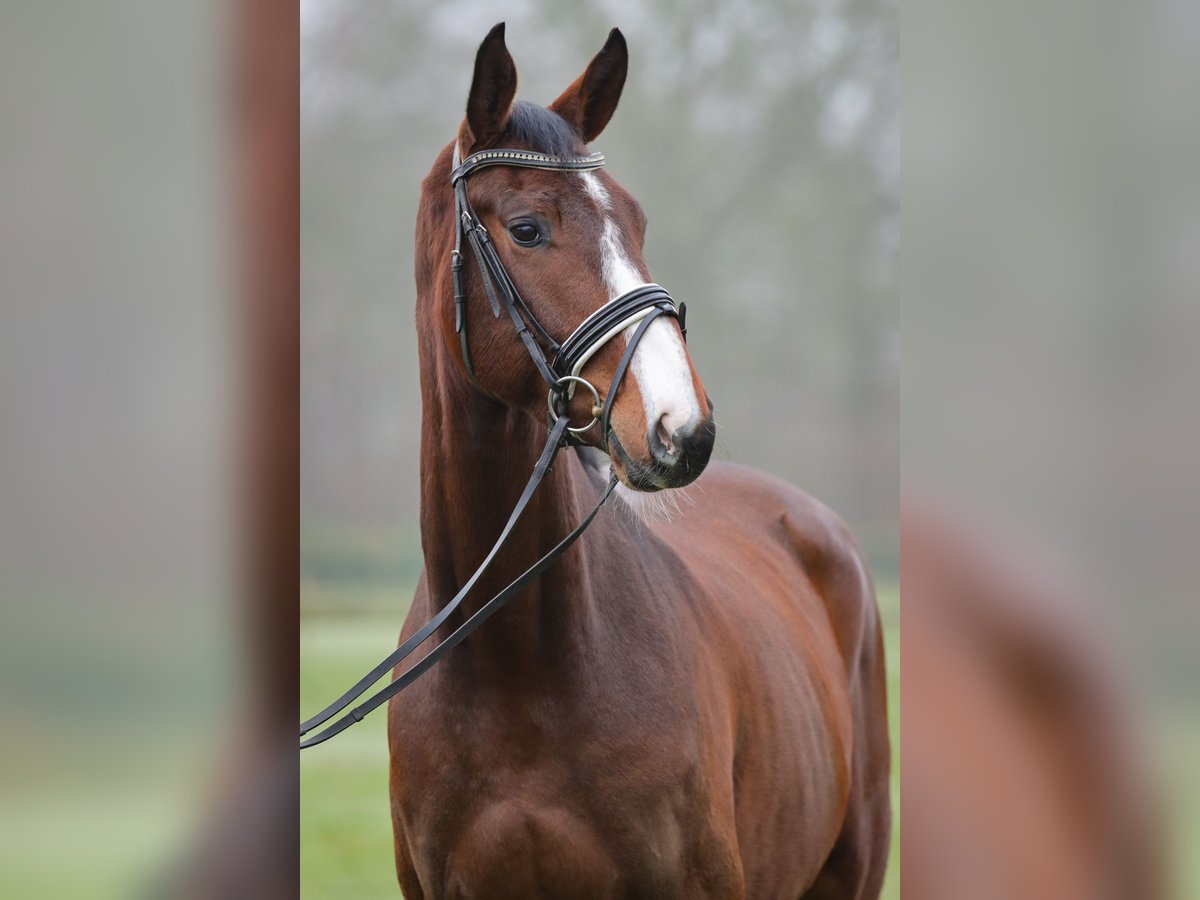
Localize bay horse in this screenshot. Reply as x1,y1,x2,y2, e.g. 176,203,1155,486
387,24,890,899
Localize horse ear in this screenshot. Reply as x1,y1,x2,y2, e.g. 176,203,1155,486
463,23,517,152
550,29,628,143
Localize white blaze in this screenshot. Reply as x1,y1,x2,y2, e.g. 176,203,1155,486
577,172,701,442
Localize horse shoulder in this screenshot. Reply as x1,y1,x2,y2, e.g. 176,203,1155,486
685,461,882,678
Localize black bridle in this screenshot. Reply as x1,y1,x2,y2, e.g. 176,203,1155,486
450,146,684,434
299,145,686,749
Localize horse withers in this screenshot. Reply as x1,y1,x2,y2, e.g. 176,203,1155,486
388,23,891,899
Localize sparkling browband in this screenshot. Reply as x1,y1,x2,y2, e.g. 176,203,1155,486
451,149,606,183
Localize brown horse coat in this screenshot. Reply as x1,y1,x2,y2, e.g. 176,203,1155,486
387,25,890,899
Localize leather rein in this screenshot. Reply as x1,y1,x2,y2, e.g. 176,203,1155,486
300,144,684,749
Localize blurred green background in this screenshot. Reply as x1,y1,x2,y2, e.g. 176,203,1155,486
302,0,896,895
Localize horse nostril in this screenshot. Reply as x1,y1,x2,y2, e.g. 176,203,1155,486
656,416,676,457
649,414,686,468
640,414,715,487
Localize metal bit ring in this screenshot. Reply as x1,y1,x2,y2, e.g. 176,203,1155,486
548,375,603,435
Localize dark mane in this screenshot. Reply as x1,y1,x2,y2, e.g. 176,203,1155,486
506,101,584,158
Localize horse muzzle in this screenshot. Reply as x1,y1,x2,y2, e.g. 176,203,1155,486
609,411,716,491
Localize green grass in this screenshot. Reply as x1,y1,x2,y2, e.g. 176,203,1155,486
301,583,901,898
301,615,402,900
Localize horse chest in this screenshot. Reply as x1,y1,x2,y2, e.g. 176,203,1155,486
390,676,736,898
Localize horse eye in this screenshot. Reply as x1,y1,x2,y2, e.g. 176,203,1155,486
508,221,541,246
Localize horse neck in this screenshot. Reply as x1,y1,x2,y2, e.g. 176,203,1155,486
416,355,600,675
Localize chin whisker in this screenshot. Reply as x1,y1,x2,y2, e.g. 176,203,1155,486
614,482,692,526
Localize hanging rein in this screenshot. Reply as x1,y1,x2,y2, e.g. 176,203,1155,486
300,146,686,749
